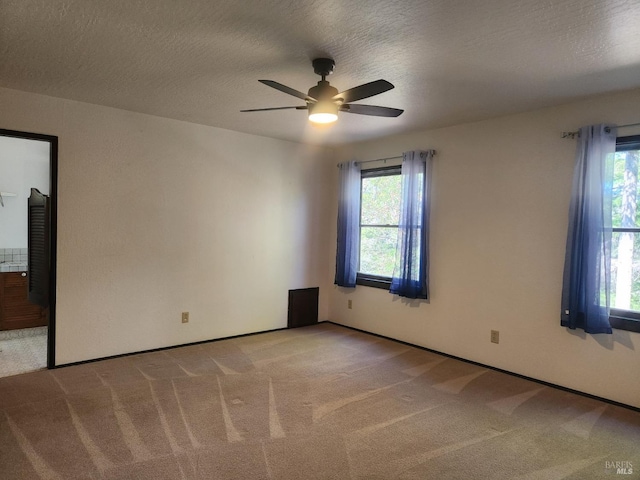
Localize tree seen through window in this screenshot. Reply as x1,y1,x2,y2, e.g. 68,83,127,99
359,169,401,278
611,140,640,311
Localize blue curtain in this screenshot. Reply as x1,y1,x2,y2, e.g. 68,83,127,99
561,124,617,334
335,161,361,287
390,150,433,299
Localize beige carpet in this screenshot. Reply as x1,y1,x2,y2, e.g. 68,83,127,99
0,323,638,479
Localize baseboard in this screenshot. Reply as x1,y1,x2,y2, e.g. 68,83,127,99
326,321,640,413
53,326,289,369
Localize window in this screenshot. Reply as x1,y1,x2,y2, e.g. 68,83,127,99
357,166,402,289
335,151,431,296
610,135,640,332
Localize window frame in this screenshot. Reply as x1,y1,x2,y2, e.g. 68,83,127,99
610,134,640,333
356,165,402,290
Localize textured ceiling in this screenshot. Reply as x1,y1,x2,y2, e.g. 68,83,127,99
2,0,640,145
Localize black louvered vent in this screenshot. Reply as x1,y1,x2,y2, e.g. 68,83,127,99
287,287,319,328
28,188,50,308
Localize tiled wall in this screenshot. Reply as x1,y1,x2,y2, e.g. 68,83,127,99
0,248,27,272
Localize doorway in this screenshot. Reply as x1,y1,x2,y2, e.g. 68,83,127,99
0,128,57,374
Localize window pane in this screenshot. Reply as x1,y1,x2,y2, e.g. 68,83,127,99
612,150,639,228
611,231,640,312
360,227,398,277
361,175,401,225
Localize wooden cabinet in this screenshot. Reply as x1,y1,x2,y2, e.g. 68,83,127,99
0,272,47,331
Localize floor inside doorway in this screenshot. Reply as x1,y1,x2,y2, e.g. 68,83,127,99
0,326,47,378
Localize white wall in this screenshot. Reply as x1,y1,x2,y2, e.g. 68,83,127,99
0,87,334,365
0,136,50,248
329,88,640,409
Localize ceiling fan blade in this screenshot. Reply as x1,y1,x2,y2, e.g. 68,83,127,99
241,106,308,112
333,80,394,103
340,104,404,117
259,80,317,102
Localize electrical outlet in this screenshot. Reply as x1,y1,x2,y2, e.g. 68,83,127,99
348,299,352,309
491,330,499,344
182,312,189,323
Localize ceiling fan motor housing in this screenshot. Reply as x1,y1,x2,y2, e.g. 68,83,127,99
308,81,339,102
309,58,339,102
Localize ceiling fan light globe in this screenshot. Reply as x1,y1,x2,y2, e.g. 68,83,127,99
308,101,339,124
309,112,338,124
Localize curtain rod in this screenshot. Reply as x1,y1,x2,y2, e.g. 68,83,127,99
562,122,640,139
356,155,402,165
336,150,436,167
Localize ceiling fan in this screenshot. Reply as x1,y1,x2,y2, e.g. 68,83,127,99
241,58,403,124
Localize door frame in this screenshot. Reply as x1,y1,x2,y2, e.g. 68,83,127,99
0,128,58,368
